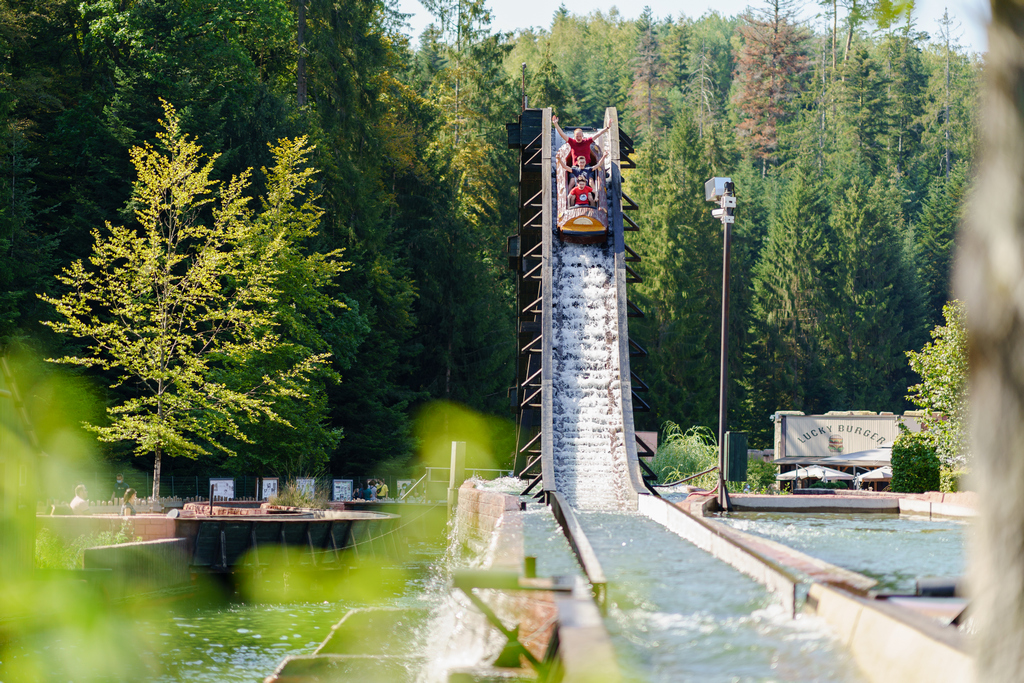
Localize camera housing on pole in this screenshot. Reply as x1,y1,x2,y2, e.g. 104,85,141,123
706,177,736,511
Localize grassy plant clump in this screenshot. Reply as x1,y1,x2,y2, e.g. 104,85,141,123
654,423,719,490
891,430,941,493
269,480,329,509
35,522,138,570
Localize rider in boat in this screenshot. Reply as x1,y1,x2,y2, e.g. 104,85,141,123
553,116,609,166
569,176,598,209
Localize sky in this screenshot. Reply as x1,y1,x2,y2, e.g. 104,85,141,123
395,0,990,54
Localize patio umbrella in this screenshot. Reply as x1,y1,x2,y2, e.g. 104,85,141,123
855,466,893,483
775,465,856,481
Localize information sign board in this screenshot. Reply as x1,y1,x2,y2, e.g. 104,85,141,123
332,479,353,501
210,478,234,500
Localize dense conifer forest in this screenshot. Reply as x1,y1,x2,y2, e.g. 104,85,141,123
0,0,980,479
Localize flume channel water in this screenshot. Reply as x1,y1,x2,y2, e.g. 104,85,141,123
578,511,865,683
135,541,446,683
718,512,968,592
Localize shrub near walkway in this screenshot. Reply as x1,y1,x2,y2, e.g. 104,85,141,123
891,431,941,493
35,522,138,570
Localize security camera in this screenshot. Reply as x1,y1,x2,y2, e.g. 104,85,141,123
704,177,734,202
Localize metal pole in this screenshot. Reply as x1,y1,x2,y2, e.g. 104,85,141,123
717,196,735,512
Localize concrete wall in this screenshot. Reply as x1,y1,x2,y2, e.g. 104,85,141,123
455,481,521,558
83,537,191,600
807,583,973,683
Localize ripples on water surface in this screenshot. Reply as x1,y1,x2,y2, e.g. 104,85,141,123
718,512,968,592
578,511,865,683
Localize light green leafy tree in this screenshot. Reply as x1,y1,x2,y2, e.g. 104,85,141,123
906,299,968,467
39,102,338,497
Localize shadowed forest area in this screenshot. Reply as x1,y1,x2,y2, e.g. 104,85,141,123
0,0,980,483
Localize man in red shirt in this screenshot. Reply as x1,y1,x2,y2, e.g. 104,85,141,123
553,116,609,166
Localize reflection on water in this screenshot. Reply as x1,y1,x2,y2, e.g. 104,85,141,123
578,511,865,683
718,512,968,592
138,601,342,683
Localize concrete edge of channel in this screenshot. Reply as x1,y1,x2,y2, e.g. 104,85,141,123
637,494,973,683
806,583,973,683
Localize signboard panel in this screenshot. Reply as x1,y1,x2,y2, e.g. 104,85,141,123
261,477,278,501
210,478,234,500
775,414,923,459
333,479,353,501
296,477,315,498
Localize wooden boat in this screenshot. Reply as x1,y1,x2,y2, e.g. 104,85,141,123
556,142,608,244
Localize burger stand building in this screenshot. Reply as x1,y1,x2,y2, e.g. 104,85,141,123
772,411,926,489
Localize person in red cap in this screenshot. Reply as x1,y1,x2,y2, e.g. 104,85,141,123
553,116,609,166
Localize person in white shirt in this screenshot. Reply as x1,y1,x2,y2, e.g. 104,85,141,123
70,484,90,515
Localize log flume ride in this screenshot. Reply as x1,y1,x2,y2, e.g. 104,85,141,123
510,108,651,512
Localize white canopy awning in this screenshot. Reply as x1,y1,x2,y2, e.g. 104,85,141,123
855,466,893,482
776,465,857,481
818,447,892,467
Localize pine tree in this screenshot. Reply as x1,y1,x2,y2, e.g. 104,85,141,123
836,44,889,175
744,168,833,442
917,160,969,325
827,174,921,408
885,19,927,177
732,0,809,175
628,7,669,138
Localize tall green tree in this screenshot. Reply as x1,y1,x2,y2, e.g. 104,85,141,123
39,105,338,496
916,160,969,324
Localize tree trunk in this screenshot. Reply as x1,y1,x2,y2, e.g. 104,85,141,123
956,1,1024,678
152,444,161,499
297,0,307,107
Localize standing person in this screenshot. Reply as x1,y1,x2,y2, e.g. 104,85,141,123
112,473,129,501
378,480,389,499
70,485,90,515
364,481,375,501
552,116,609,166
120,488,137,516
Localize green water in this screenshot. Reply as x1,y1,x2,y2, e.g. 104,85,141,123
0,542,445,683
718,512,968,592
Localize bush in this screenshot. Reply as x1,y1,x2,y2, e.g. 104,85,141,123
35,522,138,570
808,480,848,490
940,467,969,493
654,423,719,489
269,480,329,509
746,460,777,493
891,431,941,493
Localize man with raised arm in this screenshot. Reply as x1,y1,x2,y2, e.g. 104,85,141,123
552,116,609,166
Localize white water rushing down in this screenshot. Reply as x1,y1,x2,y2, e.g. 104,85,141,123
551,240,632,511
